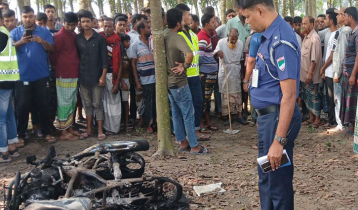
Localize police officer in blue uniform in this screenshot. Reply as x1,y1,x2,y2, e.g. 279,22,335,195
240,0,302,209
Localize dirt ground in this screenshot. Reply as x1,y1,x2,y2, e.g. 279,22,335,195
1,117,358,210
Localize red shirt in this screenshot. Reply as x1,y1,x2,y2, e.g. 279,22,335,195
50,27,80,78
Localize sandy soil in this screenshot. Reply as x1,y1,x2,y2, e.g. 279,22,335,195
0,118,358,210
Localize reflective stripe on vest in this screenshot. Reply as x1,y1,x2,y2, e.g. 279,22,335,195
178,30,200,77
0,26,20,81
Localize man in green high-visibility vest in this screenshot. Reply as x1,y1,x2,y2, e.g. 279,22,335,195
0,9,21,163
175,4,210,141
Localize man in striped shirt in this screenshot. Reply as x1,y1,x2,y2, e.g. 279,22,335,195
197,13,219,131
129,20,156,132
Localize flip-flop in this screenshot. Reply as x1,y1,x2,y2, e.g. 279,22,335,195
190,146,209,155
98,133,106,141
301,121,313,126
9,148,20,158
198,134,210,141
178,146,191,151
60,133,78,141
0,152,11,163
206,125,219,131
312,123,320,129
15,138,25,148
199,128,212,134
45,135,57,143
79,132,92,140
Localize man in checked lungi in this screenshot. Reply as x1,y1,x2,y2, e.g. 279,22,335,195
50,12,81,141
300,16,323,129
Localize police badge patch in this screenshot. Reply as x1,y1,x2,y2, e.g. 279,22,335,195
277,57,285,71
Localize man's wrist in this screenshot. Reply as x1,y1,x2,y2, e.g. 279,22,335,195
243,79,249,84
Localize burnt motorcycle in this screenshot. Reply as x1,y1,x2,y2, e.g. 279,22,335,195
5,140,183,210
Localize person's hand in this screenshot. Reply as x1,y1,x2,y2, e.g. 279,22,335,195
333,76,339,83
19,33,32,45
216,50,224,59
112,83,119,94
99,76,106,87
243,83,249,92
349,75,356,86
305,72,313,85
136,82,142,91
320,68,326,79
121,80,128,91
267,140,284,171
32,35,44,44
171,62,185,75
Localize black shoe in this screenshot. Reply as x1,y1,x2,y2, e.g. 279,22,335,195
224,119,230,126
237,117,249,125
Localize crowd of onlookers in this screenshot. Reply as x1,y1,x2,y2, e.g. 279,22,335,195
1,0,358,162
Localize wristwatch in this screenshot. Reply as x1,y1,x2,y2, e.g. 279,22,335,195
274,134,287,146
243,79,249,84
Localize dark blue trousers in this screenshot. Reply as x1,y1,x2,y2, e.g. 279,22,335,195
257,104,301,210
188,76,203,130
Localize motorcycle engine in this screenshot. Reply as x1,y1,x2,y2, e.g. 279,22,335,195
23,167,65,201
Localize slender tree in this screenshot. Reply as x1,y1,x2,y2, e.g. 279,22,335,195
24,0,31,6
138,0,144,10
150,0,175,157
108,0,116,15
282,0,287,16
274,0,278,13
69,0,74,11
356,0,358,7
289,0,294,17
193,0,199,16
36,0,40,12
97,0,104,15
311,0,316,18
57,0,64,19
79,0,90,10
133,0,138,13
220,0,226,24
117,0,122,14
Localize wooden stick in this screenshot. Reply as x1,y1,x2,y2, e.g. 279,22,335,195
221,58,232,133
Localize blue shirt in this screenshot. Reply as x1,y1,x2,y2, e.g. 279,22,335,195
11,25,53,82
249,33,262,58
250,15,301,109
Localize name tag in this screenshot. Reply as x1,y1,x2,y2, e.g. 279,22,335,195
107,46,113,52
252,69,259,88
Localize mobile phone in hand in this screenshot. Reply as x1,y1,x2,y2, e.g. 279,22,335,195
25,30,33,38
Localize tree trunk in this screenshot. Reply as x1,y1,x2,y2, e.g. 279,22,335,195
108,0,115,16
69,0,74,11
150,0,176,157
348,0,353,6
193,0,199,16
88,0,95,17
356,0,358,7
138,0,143,10
123,2,128,13
220,0,226,24
274,0,278,13
282,0,287,16
79,0,89,10
53,0,59,14
36,0,40,12
97,0,104,15
117,0,122,14
177,0,181,4
289,0,294,17
311,0,316,18
305,0,309,16
57,0,64,19
134,0,138,13
63,0,66,13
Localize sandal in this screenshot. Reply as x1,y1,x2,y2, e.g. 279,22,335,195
178,145,191,151
79,132,93,140
312,123,320,129
0,152,11,163
9,148,20,158
190,146,209,155
198,134,210,141
323,123,333,129
199,128,212,134
15,138,25,148
45,135,57,143
206,125,219,131
301,121,313,126
60,133,78,141
98,133,106,141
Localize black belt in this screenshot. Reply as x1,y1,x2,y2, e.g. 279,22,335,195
256,105,279,116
